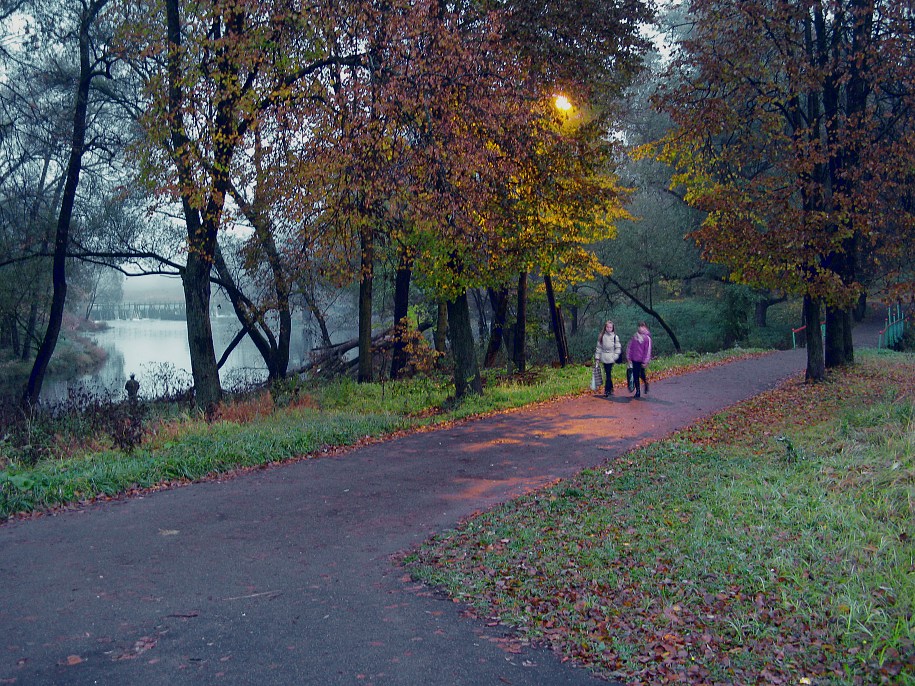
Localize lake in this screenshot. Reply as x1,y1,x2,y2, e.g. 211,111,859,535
42,316,316,404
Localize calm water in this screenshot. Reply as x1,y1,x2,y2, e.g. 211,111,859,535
42,316,313,403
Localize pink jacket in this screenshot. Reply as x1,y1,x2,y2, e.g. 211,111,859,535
626,329,652,364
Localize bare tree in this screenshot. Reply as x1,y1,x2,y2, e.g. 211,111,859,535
4,0,117,406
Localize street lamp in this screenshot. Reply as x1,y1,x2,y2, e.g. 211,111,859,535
554,94,572,112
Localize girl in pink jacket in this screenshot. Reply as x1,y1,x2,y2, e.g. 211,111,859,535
626,322,652,398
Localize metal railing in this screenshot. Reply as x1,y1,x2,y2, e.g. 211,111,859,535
878,304,907,349
791,322,825,349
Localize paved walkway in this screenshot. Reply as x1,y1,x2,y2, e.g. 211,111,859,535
0,316,885,685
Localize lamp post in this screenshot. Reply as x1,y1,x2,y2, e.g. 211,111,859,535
545,92,575,367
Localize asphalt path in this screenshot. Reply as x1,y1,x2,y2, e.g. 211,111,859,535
0,318,884,685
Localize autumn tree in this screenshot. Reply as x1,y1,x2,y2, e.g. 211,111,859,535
118,0,370,408
494,104,633,367
484,0,654,370
392,3,535,397
324,0,654,390
291,0,536,395
113,0,653,401
656,0,915,380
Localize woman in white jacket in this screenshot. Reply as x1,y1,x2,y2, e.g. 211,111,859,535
594,320,622,396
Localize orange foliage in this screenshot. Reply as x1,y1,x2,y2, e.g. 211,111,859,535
657,0,915,305
212,392,275,424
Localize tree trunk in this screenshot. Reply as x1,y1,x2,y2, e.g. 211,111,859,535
183,253,222,410
821,2,869,365
22,3,102,406
543,273,568,367
853,291,867,322
301,284,333,348
252,220,291,379
824,305,853,367
21,302,38,361
513,272,528,373
220,152,296,379
556,304,570,362
166,0,224,410
84,288,97,320
213,245,282,380
276,298,292,379
822,242,856,368
293,321,433,379
434,301,448,355
446,291,482,398
754,293,787,327
11,317,21,357
483,287,508,368
471,288,488,340
358,227,374,382
216,325,252,371
229,133,292,379
754,300,768,328
5,315,21,357
803,295,825,381
389,250,412,380
799,13,832,382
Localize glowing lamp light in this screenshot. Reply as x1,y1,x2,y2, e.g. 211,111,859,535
554,94,572,112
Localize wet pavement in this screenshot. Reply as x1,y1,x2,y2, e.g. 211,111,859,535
0,313,884,685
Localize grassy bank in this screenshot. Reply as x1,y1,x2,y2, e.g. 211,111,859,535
0,316,109,408
0,328,107,391
0,349,760,520
406,350,915,685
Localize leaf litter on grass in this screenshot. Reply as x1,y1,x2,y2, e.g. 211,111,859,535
408,353,915,685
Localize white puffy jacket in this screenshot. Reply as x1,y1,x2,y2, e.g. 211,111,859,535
594,332,621,364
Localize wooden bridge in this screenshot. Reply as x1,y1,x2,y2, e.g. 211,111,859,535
90,302,189,321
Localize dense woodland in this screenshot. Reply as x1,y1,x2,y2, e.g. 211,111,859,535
0,0,912,410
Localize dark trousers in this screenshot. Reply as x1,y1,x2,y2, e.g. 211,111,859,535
631,361,647,394
602,362,615,395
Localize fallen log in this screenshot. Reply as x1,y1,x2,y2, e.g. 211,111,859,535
289,320,433,379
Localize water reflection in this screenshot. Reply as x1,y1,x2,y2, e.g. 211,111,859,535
43,317,311,404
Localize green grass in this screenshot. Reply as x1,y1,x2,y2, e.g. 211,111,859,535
0,410,407,515
407,351,915,684
0,349,761,520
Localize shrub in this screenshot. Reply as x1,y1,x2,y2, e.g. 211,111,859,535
0,388,150,463
139,361,193,401
568,296,800,359
390,321,442,378
891,322,915,352
720,284,754,346
212,391,275,424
